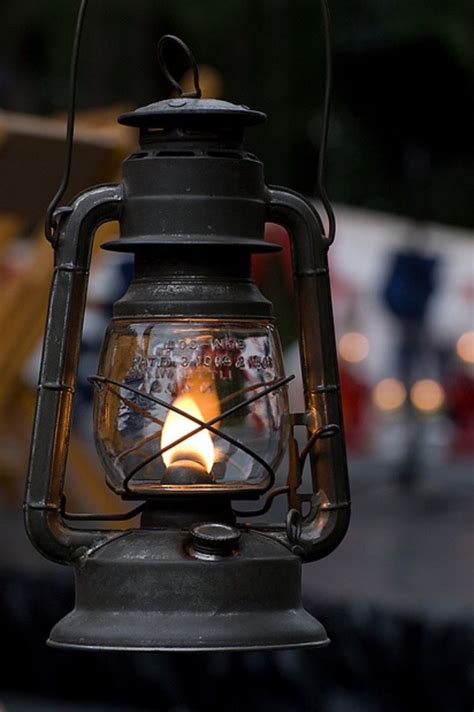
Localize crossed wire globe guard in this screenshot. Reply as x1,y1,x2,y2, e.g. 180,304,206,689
62,373,339,523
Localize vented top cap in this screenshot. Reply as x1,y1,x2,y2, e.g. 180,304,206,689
118,97,266,130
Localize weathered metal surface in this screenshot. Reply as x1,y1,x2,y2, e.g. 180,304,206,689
24,184,123,565
47,528,329,651
24,35,350,649
265,187,350,561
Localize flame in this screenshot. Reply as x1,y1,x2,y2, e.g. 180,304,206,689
161,395,215,473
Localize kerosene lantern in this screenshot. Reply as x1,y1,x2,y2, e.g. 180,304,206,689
25,28,350,650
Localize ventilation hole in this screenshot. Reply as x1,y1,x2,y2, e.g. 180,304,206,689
156,150,196,157
183,128,210,136
129,151,148,159
207,150,243,159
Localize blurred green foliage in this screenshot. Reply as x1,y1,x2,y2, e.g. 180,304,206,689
0,0,472,227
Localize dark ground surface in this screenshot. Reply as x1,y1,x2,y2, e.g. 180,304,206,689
0,457,472,711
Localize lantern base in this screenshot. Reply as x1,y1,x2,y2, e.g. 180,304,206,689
47,528,329,652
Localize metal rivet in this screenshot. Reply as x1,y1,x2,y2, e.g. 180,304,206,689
168,99,188,108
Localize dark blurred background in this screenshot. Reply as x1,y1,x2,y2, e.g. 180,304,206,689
0,1,472,711
1,0,473,226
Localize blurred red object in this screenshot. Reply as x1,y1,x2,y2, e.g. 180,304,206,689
340,366,371,454
252,223,293,294
445,372,474,454
253,223,355,304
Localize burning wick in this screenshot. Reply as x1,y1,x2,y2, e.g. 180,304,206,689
160,395,215,484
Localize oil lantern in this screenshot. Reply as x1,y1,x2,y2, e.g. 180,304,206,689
25,32,350,651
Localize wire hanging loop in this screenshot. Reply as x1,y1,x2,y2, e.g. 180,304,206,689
44,0,90,243
157,35,202,99
317,0,336,245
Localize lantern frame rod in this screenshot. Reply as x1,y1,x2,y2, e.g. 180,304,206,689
25,184,123,564
233,486,290,518
62,499,145,522
259,185,350,561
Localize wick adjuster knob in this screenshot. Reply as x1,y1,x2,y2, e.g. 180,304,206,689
189,523,241,559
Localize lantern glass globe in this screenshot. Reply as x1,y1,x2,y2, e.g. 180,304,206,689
93,318,289,495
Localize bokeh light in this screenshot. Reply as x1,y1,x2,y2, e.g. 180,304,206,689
456,331,474,364
410,379,445,413
372,378,406,412
339,332,370,363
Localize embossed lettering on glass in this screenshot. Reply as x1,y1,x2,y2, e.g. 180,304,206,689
94,320,289,493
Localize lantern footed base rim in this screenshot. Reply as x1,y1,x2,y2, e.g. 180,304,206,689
46,528,329,652
47,609,329,652
46,637,330,653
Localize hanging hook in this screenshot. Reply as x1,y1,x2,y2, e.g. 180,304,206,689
157,35,202,99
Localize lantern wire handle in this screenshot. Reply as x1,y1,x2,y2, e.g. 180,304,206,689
157,35,202,98
45,0,90,242
44,5,331,238
317,0,336,245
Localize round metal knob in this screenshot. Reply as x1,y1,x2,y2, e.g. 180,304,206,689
190,522,241,558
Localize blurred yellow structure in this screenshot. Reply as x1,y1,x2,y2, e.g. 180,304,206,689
180,65,224,98
0,107,135,513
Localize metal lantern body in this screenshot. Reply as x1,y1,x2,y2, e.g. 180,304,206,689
25,91,350,651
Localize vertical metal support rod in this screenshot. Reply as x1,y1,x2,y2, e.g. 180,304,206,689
25,184,123,564
267,186,350,561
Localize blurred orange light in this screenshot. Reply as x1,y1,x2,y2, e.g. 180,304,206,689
339,332,370,363
410,379,445,413
456,331,474,364
372,378,406,412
